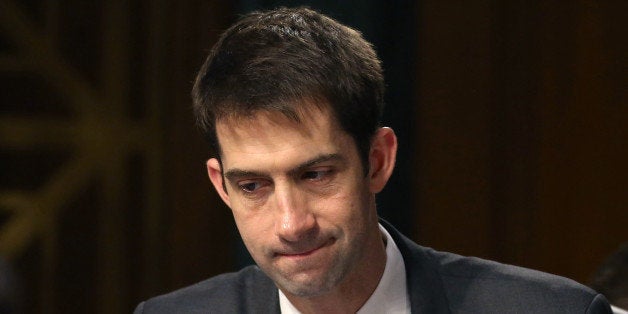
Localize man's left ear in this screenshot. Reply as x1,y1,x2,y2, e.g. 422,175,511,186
368,127,397,193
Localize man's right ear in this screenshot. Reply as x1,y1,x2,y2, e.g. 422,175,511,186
206,158,231,207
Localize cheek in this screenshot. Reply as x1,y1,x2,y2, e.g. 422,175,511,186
317,187,368,223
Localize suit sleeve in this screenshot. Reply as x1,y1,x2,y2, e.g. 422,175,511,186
586,294,613,314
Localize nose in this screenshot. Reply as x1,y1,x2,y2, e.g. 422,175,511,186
273,185,316,242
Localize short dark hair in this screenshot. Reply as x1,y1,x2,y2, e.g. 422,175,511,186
192,7,384,172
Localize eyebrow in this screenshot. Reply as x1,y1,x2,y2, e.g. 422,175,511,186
223,153,344,182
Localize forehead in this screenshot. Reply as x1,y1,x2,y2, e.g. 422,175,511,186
215,98,340,140
214,106,353,170
216,106,335,150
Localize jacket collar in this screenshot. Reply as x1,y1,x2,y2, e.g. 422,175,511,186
379,219,451,313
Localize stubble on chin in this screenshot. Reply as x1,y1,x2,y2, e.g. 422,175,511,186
272,264,344,297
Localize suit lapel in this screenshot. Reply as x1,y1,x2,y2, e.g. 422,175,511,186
380,219,451,313
240,266,281,313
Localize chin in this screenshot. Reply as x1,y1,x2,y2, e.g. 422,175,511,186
274,265,348,298
279,278,336,297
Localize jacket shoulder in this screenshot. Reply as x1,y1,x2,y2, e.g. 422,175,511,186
135,265,278,313
426,248,611,313
379,219,611,313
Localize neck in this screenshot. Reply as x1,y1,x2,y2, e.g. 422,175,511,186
282,224,387,314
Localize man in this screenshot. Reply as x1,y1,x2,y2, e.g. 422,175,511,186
135,7,611,313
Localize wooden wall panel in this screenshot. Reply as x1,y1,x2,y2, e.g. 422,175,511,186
0,1,237,313
532,0,628,281
414,0,628,284
415,1,494,258
166,0,236,292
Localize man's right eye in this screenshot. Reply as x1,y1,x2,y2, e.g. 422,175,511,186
238,180,266,193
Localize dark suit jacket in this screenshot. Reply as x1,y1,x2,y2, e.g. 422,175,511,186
135,221,611,313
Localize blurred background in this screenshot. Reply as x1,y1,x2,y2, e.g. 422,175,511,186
0,0,626,313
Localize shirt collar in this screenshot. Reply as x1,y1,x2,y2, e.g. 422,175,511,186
279,223,410,314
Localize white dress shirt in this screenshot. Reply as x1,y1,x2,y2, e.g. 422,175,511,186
612,305,628,314
279,223,411,313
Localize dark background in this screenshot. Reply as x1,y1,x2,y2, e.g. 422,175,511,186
0,1,626,313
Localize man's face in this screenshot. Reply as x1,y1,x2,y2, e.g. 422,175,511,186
206,106,386,297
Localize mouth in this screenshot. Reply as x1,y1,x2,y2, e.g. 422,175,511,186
275,238,335,258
